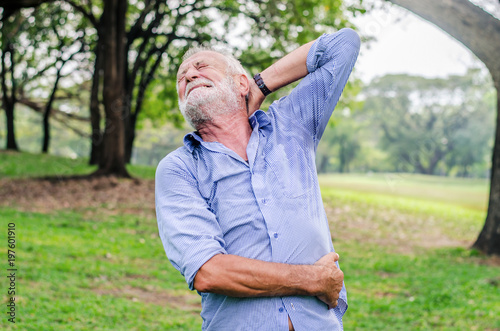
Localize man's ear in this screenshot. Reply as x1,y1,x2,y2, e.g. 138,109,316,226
237,74,250,97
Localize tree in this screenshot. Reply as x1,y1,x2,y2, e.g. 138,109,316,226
444,72,495,177
0,9,22,150
363,71,493,176
1,1,90,153
30,5,87,153
385,0,500,255
95,0,128,176
0,1,51,151
317,116,362,173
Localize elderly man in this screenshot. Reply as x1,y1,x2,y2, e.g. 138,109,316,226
156,28,360,331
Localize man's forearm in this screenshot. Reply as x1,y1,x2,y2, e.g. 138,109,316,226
260,40,315,93
194,254,318,297
248,40,315,113
193,252,343,308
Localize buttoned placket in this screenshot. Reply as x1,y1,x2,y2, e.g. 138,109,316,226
247,118,282,257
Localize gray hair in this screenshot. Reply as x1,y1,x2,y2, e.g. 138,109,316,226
182,46,249,78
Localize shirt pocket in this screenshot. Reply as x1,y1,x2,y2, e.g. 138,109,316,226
264,141,315,199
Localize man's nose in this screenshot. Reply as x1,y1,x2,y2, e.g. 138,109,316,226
184,67,199,82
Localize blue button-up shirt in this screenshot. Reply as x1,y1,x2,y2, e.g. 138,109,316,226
156,28,360,331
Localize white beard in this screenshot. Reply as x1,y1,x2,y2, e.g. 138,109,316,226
179,76,239,129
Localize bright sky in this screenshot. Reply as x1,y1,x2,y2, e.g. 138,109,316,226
352,4,484,83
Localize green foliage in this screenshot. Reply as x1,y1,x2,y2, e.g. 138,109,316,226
317,116,362,173
128,0,365,127
364,69,495,176
138,75,183,129
4,0,366,160
317,69,495,177
0,3,94,153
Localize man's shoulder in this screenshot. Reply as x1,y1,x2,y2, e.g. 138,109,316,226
156,146,195,180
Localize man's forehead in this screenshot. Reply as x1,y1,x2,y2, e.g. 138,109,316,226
177,51,227,74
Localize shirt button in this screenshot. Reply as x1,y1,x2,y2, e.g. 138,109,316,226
274,233,278,239
261,198,267,204
279,307,284,313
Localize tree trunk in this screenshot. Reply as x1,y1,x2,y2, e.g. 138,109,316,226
123,93,134,163
4,101,18,150
94,0,130,177
1,25,19,151
387,0,500,255
89,38,103,165
122,27,173,164
473,83,500,255
41,108,50,153
339,143,346,173
318,154,329,173
124,120,135,163
426,148,445,175
124,101,139,164
41,63,63,153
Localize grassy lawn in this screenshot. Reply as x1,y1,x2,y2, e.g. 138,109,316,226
0,151,156,179
1,152,499,330
318,173,489,211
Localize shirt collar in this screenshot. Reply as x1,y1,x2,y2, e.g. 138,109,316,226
183,131,203,153
182,110,272,153
249,109,271,129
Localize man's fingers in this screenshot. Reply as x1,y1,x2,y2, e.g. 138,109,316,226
328,252,339,262
324,299,338,310
315,252,340,265
329,299,339,310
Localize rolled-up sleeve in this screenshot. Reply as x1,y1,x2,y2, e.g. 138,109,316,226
155,155,227,290
275,28,360,145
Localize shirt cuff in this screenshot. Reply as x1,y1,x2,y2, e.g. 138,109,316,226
184,246,227,291
306,34,328,73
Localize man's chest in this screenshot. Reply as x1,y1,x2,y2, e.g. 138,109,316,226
192,131,328,263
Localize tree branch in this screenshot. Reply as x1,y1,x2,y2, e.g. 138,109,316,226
52,111,90,137
63,0,98,27
127,0,157,45
18,98,90,122
132,35,173,119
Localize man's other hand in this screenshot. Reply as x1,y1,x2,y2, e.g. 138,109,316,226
247,78,265,115
314,252,344,309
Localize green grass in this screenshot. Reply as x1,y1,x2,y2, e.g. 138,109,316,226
319,188,499,330
0,151,96,178
318,173,489,211
1,152,499,330
0,151,156,179
0,209,201,330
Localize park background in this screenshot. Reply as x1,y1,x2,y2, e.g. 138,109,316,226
1,0,499,330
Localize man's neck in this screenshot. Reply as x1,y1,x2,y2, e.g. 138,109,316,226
197,111,252,161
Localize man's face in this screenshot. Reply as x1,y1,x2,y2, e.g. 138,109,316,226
176,51,229,103
177,51,240,128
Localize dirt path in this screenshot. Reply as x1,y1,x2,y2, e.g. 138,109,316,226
0,176,155,214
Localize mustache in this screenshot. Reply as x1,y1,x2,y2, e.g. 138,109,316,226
185,78,215,98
